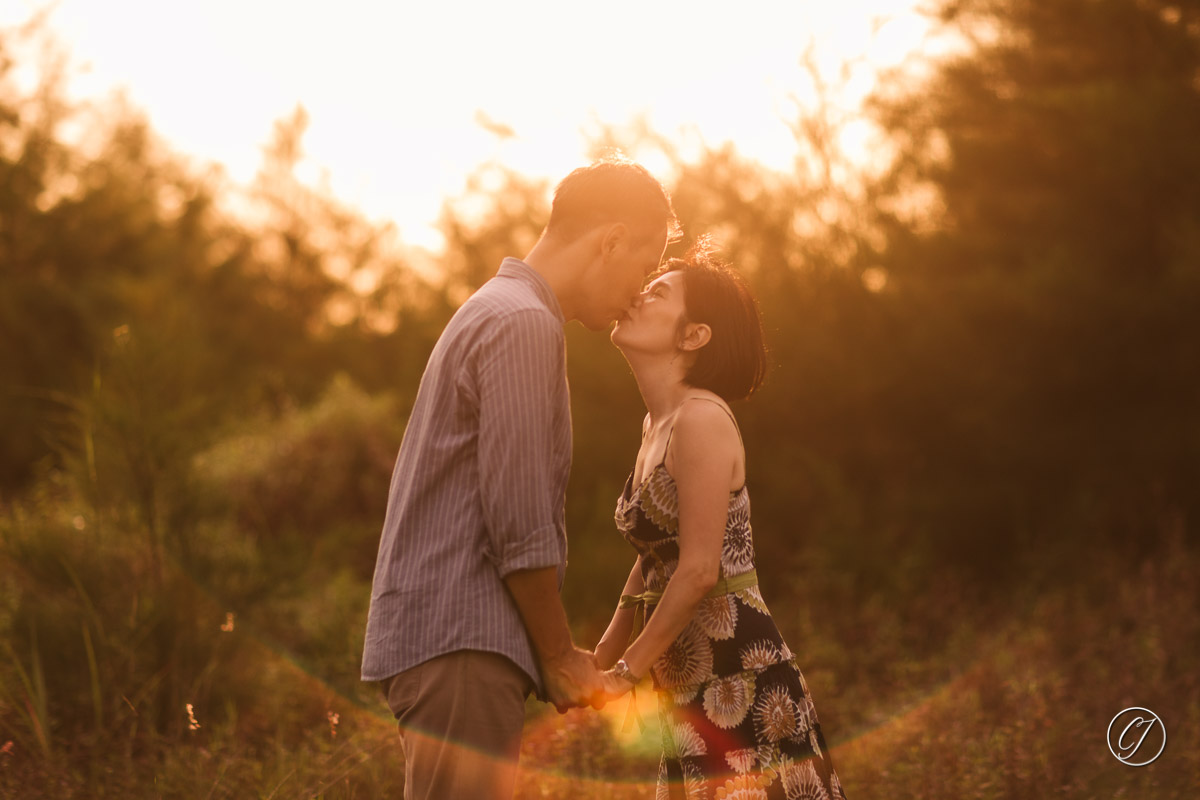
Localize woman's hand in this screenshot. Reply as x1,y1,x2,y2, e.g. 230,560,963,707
600,668,635,703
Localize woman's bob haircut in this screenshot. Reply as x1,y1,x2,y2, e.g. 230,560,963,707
664,241,768,402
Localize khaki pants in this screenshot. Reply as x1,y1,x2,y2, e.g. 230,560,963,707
383,650,534,800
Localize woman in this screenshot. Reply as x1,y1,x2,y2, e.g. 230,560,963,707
594,246,848,800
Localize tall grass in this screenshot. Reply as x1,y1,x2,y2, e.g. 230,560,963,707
1,374,1195,797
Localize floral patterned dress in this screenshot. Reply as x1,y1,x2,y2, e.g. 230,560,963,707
615,432,848,800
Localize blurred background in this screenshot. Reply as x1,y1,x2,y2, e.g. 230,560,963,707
1,1,1197,797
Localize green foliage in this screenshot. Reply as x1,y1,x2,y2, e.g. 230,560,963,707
856,0,1200,579
3,1,1200,795
195,374,403,546
437,162,551,300
875,0,1200,280
0,432,393,796
0,25,440,499
833,532,1200,799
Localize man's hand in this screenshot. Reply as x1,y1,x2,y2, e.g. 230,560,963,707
501,567,614,711
543,646,606,712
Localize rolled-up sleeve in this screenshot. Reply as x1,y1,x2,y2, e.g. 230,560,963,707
475,309,567,577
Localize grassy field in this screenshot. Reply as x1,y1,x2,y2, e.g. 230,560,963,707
2,470,1195,798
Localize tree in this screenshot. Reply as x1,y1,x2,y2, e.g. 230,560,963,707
863,0,1200,565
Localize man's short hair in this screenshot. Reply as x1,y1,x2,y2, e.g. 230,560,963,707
546,156,681,242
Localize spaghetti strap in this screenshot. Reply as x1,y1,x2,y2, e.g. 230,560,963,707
661,395,744,460
687,396,743,444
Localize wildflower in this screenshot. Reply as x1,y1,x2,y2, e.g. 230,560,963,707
186,703,201,731
220,612,235,632
327,711,340,738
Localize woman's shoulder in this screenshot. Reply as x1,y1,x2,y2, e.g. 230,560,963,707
670,392,741,450
675,391,738,427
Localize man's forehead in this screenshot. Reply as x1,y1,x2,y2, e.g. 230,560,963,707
638,225,670,256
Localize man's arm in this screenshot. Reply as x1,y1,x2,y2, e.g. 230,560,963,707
475,310,602,710
503,566,604,711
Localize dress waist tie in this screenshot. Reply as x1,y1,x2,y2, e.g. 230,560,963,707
615,569,759,732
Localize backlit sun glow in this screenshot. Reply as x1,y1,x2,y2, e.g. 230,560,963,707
2,0,949,250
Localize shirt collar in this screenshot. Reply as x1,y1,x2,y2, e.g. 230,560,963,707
497,257,565,324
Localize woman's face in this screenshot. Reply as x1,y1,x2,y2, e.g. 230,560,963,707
610,269,688,354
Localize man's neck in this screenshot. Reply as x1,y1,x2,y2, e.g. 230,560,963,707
523,232,595,325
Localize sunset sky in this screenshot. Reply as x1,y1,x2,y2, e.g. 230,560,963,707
2,1,947,250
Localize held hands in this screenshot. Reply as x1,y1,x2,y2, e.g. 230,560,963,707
590,650,637,707
599,667,635,703
543,646,607,713
543,647,639,713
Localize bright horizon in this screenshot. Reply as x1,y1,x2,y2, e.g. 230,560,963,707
2,1,948,251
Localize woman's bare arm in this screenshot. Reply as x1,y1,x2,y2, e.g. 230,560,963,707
593,556,644,669
613,399,742,681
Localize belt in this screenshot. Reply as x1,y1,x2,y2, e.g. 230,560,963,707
619,568,759,640
615,569,759,732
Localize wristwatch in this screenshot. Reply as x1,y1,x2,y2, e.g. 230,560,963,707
612,658,640,685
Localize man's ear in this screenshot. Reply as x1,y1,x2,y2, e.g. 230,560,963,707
599,222,628,261
679,322,712,352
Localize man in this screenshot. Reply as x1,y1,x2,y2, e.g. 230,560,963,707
362,157,678,799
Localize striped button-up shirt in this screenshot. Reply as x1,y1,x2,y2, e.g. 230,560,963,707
361,258,571,695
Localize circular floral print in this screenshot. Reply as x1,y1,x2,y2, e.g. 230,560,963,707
655,757,670,800
669,720,708,759
682,758,711,800
740,639,782,671
721,513,755,573
697,594,738,640
654,622,714,688
725,747,759,775
703,673,754,729
779,757,830,800
640,466,681,535
755,684,798,743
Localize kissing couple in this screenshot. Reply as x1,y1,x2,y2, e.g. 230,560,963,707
362,158,847,800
